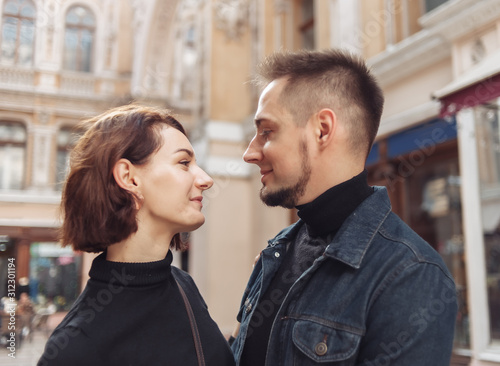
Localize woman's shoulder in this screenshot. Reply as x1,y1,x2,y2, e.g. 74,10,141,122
37,324,95,366
171,266,197,287
171,266,208,308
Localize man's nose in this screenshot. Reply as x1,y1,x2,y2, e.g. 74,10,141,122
243,136,262,163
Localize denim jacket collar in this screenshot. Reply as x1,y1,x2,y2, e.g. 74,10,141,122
267,186,392,269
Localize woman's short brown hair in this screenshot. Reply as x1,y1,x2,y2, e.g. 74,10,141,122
60,104,186,253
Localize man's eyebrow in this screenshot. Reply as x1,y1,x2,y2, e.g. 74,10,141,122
174,148,194,157
255,118,274,128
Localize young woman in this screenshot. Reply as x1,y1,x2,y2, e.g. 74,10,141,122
38,105,235,366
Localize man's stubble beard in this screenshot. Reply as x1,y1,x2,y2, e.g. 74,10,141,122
260,140,311,209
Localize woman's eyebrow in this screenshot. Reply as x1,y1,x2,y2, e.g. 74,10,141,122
174,148,194,157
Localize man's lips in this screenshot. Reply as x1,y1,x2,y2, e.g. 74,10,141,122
260,169,272,183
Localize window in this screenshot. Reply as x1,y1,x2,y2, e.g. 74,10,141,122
384,0,424,47
56,126,81,190
30,242,82,311
424,0,448,13
387,131,470,349
299,0,314,50
0,122,26,190
409,156,469,348
1,0,36,66
63,6,95,72
475,104,500,342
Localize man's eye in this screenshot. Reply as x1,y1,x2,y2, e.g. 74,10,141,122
260,129,271,136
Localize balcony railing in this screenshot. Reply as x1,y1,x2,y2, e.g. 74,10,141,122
0,66,124,98
60,73,95,96
0,67,35,89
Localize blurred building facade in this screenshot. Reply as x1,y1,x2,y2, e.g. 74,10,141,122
1,0,500,365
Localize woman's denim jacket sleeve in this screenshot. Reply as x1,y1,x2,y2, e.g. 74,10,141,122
231,186,457,366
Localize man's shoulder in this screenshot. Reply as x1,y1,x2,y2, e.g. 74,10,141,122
376,211,448,269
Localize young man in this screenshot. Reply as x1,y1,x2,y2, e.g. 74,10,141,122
231,49,457,365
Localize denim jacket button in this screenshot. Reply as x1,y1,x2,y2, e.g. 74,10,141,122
314,342,328,356
274,252,280,258
245,303,252,314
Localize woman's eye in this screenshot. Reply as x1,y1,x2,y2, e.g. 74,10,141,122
180,160,190,166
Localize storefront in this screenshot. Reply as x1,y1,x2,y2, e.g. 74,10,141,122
29,242,82,311
434,62,500,363
366,117,470,358
0,226,82,311
367,51,500,365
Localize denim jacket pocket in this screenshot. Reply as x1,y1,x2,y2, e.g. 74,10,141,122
292,320,361,364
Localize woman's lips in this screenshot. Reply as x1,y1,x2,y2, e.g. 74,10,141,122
190,196,203,208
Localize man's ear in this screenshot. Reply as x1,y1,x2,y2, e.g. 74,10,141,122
113,158,139,192
315,108,336,147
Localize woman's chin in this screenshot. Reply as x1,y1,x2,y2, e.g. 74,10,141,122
182,217,206,232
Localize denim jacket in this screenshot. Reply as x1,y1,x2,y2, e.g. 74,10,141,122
232,187,457,366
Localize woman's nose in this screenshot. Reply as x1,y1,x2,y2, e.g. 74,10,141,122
196,168,214,190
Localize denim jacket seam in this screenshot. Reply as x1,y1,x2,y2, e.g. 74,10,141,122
378,229,422,257
292,332,358,362
369,259,421,308
377,229,454,281
413,260,457,283
323,198,392,269
285,314,365,336
369,259,454,312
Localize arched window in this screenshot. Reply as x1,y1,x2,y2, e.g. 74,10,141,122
63,6,95,72
56,126,82,190
1,0,36,66
0,122,26,190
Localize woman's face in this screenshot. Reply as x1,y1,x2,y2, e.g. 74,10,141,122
135,126,213,235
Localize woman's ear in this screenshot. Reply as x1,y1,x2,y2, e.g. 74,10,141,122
113,158,137,190
113,159,143,209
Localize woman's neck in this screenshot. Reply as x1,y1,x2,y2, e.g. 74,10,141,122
106,224,174,263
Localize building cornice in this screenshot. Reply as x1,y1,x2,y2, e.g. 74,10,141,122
0,190,61,204
368,32,450,87
0,219,60,228
368,0,500,87
378,101,441,139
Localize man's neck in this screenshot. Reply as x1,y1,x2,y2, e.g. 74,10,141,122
296,170,373,237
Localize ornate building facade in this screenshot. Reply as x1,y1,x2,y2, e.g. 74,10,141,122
1,1,500,364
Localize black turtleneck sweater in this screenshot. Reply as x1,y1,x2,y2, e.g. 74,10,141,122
38,251,235,366
241,170,373,366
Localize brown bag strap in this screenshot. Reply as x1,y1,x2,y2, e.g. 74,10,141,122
175,279,206,366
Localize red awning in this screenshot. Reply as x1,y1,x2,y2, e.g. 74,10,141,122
437,73,500,117
433,50,500,117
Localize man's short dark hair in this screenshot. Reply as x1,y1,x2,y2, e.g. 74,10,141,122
255,49,384,158
60,104,186,253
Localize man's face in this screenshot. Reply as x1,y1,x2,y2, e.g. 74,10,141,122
243,79,312,208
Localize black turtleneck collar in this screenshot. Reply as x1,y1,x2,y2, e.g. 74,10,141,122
89,250,173,287
296,170,373,237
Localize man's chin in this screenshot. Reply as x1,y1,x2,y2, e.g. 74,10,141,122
260,187,297,209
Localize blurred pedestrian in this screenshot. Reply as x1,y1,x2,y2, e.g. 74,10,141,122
18,292,35,342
